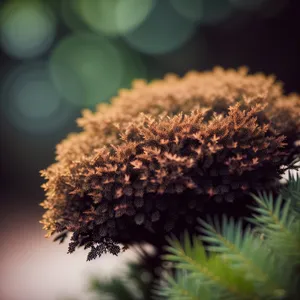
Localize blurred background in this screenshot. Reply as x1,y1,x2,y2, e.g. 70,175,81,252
0,0,299,299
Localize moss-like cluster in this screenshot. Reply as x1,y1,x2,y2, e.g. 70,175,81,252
40,67,300,260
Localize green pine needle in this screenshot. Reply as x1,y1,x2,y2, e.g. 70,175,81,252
158,175,300,299
153,270,209,300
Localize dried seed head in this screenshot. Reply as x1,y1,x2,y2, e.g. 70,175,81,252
40,67,300,259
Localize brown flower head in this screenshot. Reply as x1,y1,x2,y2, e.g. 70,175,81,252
40,67,300,260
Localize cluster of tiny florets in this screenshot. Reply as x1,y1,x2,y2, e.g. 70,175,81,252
40,67,300,260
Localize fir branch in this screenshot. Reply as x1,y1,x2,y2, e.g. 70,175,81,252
158,175,300,299
153,271,208,300
248,182,300,266
247,192,295,236
198,216,266,281
162,233,259,299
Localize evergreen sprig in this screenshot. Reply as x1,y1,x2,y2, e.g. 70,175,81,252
157,174,300,300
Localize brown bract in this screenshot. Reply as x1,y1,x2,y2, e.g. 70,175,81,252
40,67,300,260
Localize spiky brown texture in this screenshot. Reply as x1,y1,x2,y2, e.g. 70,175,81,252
40,67,300,260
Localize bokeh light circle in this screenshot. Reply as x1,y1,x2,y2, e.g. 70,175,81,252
77,0,155,36
170,0,204,22
170,0,232,25
15,80,60,119
49,32,124,108
123,0,196,55
154,34,207,74
61,0,89,32
115,0,155,33
0,2,56,59
0,63,73,134
199,0,233,25
116,42,148,89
